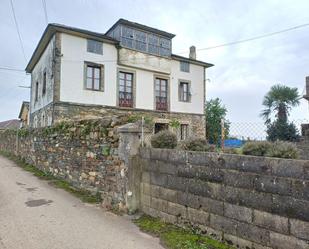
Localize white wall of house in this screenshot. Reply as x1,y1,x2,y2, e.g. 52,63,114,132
30,35,55,114
59,33,205,115
170,60,205,114
60,33,118,106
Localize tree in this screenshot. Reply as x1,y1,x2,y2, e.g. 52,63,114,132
261,84,300,125
261,84,300,141
205,98,230,145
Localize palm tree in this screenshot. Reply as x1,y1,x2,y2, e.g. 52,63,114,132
261,84,300,125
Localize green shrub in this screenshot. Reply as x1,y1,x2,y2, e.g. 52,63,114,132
242,141,299,159
265,141,299,159
242,141,273,156
267,119,300,142
222,147,240,155
179,138,215,152
151,130,177,149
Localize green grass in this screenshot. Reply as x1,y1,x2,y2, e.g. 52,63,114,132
134,215,235,249
0,150,102,204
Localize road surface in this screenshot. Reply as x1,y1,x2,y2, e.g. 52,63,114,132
0,155,163,249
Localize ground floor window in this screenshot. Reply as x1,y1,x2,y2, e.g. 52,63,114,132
180,124,189,140
154,123,169,134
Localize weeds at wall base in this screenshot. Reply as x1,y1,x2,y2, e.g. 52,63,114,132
134,215,235,249
0,150,102,204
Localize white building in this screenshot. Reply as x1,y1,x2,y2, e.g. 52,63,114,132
26,19,213,139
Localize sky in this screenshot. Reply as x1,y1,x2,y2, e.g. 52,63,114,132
0,0,309,128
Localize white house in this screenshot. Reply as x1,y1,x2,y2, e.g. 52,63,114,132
25,19,213,139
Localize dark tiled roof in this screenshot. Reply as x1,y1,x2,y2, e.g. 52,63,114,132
0,119,20,129
106,18,176,39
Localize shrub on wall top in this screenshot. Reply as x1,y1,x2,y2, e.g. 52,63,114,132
179,137,215,152
242,141,299,159
242,141,273,156
265,141,299,159
151,130,177,149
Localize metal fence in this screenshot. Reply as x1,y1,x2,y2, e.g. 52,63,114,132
140,117,309,148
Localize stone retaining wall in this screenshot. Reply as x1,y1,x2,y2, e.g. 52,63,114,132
138,148,309,249
0,118,129,210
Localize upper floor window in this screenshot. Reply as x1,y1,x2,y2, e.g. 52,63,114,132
180,61,190,72
85,63,104,91
179,81,190,102
87,39,103,54
42,71,47,95
155,78,168,111
119,71,134,108
35,82,39,102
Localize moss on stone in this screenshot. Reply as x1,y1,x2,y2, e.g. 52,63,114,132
134,215,235,249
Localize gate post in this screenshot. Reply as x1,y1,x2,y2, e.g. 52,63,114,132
117,123,151,214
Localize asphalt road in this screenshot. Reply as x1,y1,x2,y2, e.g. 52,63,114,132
0,155,163,249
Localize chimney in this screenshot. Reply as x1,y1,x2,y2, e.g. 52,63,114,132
189,46,196,60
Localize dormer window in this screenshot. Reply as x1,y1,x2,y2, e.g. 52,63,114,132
87,39,103,54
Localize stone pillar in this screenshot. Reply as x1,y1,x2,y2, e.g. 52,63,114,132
117,123,151,214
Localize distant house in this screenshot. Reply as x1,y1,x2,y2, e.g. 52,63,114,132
0,119,20,131
25,19,214,139
18,101,30,128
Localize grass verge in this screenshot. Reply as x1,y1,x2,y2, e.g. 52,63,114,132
0,150,102,204
134,215,235,249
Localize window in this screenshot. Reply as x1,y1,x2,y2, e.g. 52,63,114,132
35,82,39,102
180,61,190,72
42,71,47,95
154,123,169,134
87,39,103,54
180,124,188,140
85,64,103,91
155,78,168,111
119,71,133,107
179,81,190,102
159,38,171,56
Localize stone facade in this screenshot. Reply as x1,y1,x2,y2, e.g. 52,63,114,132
51,101,206,138
138,148,309,249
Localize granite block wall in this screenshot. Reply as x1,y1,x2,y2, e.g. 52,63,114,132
139,148,309,249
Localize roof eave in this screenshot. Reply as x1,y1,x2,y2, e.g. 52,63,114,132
106,18,176,39
171,54,214,68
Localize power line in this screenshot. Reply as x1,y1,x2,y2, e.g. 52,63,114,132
178,22,309,54
0,66,25,72
42,0,48,25
9,0,27,62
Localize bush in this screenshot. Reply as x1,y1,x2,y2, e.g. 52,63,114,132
179,138,215,152
242,141,299,159
151,130,177,149
265,141,299,159
222,147,240,155
242,141,273,156
267,119,300,142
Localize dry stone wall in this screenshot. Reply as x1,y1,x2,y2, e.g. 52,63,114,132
0,118,129,210
138,148,309,249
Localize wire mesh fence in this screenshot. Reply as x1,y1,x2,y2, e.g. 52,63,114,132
140,117,309,148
